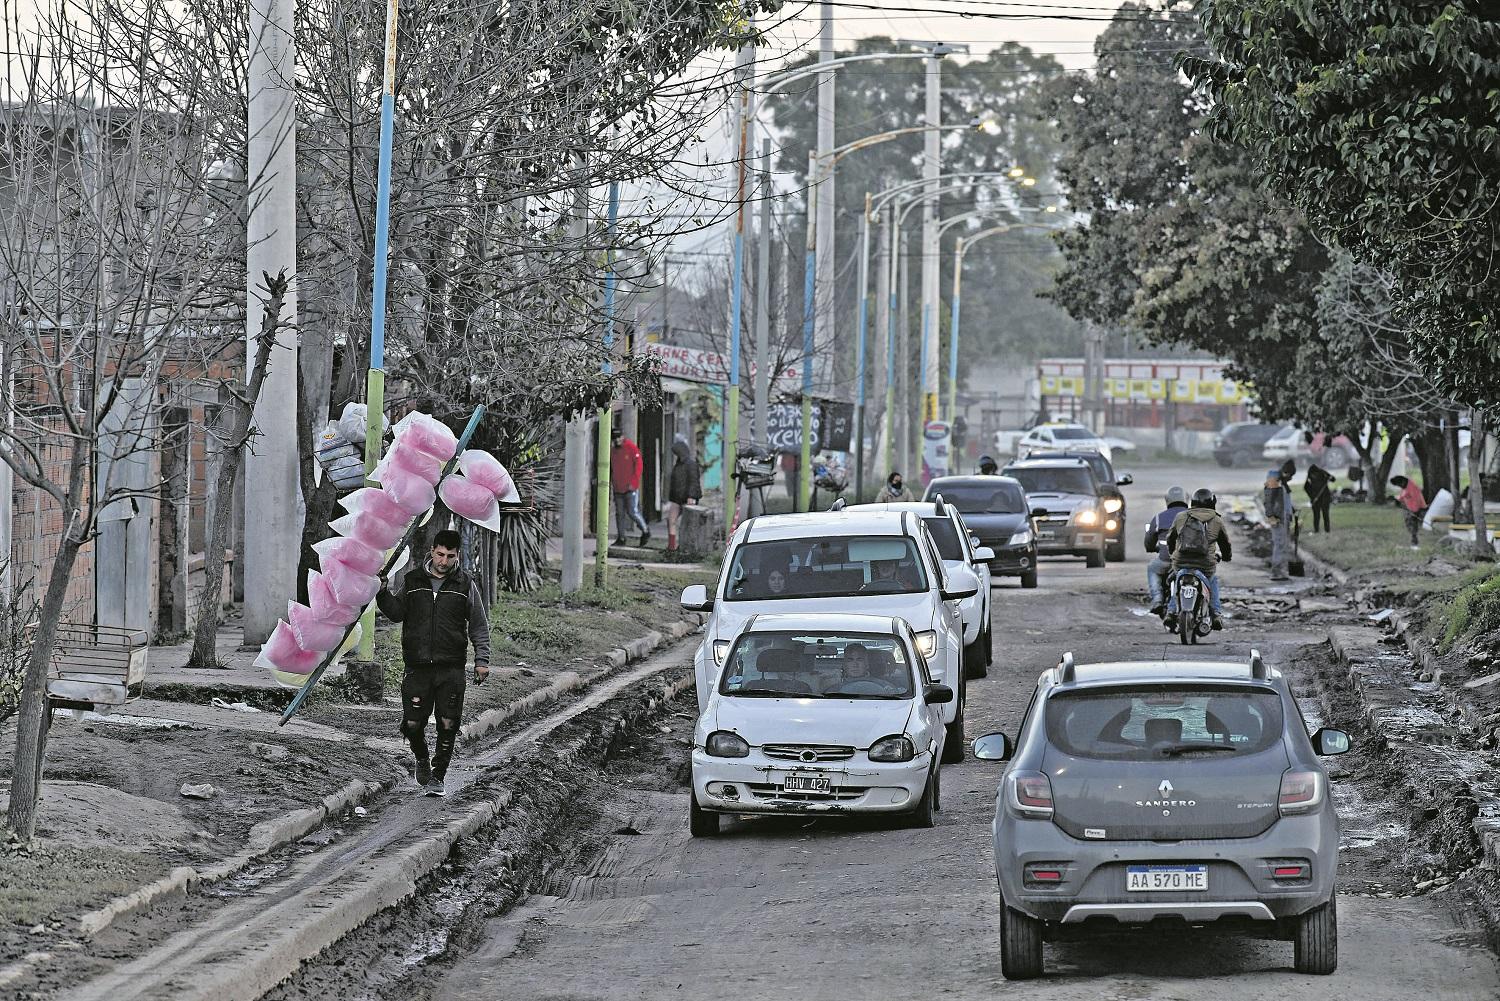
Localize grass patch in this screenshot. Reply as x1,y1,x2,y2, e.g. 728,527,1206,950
1297,503,1453,577
0,841,165,926
1427,567,1500,653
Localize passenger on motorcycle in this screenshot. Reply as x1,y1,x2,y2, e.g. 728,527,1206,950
1164,488,1232,631
1143,486,1189,616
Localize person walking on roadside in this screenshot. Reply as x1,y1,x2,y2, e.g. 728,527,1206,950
878,471,914,503
666,434,702,552
1143,485,1189,616
1165,488,1232,631
1264,467,1294,580
609,425,650,547
977,454,999,476
376,529,491,797
1391,474,1428,550
1305,461,1335,533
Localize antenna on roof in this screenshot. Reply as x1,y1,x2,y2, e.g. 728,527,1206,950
1249,648,1267,679
933,493,946,515
1059,651,1076,683
830,497,846,512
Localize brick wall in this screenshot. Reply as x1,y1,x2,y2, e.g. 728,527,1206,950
9,416,96,620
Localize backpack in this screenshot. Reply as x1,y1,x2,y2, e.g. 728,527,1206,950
1176,515,1212,558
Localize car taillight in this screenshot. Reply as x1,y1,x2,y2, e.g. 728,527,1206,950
1023,863,1067,887
1278,768,1323,815
1009,770,1054,819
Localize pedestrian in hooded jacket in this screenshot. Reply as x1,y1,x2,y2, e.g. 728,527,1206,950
1264,468,1294,580
666,435,702,552
1391,475,1427,549
879,471,914,503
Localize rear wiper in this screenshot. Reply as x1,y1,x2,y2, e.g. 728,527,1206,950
1158,743,1237,757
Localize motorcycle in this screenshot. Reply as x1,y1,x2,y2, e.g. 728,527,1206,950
1168,568,1215,645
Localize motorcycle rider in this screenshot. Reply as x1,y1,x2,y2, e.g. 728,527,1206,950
1164,488,1232,632
977,454,1000,475
1143,486,1189,616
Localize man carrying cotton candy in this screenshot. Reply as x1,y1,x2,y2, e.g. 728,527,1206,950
376,529,490,797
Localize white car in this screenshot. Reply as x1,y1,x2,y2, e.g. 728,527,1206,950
846,497,994,680
1016,422,1112,462
689,612,953,835
680,510,979,763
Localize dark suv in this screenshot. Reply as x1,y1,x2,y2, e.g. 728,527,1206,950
974,651,1349,979
1021,450,1133,563
1214,422,1287,468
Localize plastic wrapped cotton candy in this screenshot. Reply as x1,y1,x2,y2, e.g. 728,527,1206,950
253,619,323,675
375,460,437,515
307,569,364,627
321,558,382,607
375,438,444,486
287,601,346,653
457,449,519,503
439,472,500,522
339,486,409,526
312,536,383,576
329,511,405,552
391,411,458,462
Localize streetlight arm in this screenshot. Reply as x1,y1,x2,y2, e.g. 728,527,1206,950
826,122,983,170
870,170,1017,216
757,52,932,97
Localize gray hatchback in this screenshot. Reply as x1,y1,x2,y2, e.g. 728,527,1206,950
974,651,1350,979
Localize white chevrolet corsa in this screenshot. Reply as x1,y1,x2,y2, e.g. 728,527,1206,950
689,612,954,836
680,510,979,763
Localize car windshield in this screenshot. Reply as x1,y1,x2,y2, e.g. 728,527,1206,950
922,517,965,561
937,482,1027,514
1052,427,1098,441
724,536,929,601
1045,686,1284,760
719,631,916,699
1006,467,1094,495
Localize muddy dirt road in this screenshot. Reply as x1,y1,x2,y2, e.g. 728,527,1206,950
425,466,1500,1001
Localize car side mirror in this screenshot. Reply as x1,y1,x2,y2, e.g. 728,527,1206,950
1116,473,1134,486
941,565,980,601
972,731,1012,760
1311,727,1350,756
924,684,954,705
974,546,996,562
679,584,714,613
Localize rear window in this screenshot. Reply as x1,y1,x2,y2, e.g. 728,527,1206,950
1005,466,1094,495
1045,686,1284,760
1052,427,1097,441
922,517,965,561
719,631,915,700
937,482,1026,514
724,536,929,601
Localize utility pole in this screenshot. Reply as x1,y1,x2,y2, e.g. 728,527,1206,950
725,37,754,531
560,169,590,594
243,0,301,644
593,181,620,587
753,138,772,447
853,199,871,500
799,150,818,513
813,1,835,396
898,231,911,476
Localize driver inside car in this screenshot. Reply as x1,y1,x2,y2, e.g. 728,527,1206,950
860,558,915,593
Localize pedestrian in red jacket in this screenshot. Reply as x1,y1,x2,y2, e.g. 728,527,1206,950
610,425,650,546
1390,475,1427,550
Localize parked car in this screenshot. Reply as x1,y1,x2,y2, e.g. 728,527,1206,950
1022,450,1133,563
974,650,1349,979
680,510,978,763
1000,457,1109,568
1213,421,1287,468
922,475,1038,589
689,612,953,835
1015,422,1112,462
848,498,994,679
1261,426,1358,470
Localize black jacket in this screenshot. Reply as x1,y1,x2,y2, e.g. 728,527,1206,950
376,563,491,668
1166,508,1233,572
668,438,702,505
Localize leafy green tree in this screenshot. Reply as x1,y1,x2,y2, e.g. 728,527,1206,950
1189,0,1500,406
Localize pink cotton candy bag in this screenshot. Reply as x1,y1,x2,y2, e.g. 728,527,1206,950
457,449,519,503
329,511,405,551
307,569,363,626
376,440,444,486
376,463,436,514
312,536,383,576
287,601,345,652
254,619,322,674
439,473,499,522
392,412,458,461
321,558,381,606
339,486,408,526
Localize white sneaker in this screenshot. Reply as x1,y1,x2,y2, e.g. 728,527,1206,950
425,776,446,798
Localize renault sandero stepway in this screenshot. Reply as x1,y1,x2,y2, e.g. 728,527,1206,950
974,651,1349,979
681,511,979,763
689,613,953,835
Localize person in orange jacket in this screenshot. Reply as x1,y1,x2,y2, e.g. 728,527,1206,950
1391,475,1427,550
610,425,650,547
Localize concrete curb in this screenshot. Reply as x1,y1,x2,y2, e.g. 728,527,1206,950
70,615,702,943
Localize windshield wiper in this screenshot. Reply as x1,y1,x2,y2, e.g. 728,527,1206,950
1157,743,1238,757
826,692,905,700
725,687,811,699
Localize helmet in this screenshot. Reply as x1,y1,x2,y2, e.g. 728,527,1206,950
1164,486,1187,506
978,454,998,473
1190,488,1217,510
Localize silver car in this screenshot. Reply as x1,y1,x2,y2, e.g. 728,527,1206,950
974,651,1350,979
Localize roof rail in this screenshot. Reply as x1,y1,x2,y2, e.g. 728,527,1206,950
1249,648,1267,679
830,497,847,512
933,493,946,515
1058,651,1076,683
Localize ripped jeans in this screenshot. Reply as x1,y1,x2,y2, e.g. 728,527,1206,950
401,664,467,779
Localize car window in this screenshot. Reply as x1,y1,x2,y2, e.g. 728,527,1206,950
719,631,916,699
1045,686,1284,760
723,536,929,601
938,482,1027,513
922,517,965,561
1005,467,1095,495
1052,427,1097,441
917,525,949,591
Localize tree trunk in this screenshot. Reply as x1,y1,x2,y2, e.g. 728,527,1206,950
1411,426,1452,501
7,448,87,840
1374,432,1404,503
1471,410,1492,555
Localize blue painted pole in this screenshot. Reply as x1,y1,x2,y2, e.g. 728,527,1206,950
799,154,817,512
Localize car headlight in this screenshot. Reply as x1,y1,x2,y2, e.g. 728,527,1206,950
914,630,938,660
1007,529,1033,546
1074,509,1099,526
1102,497,1123,514
712,640,731,666
705,730,750,757
868,735,916,762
